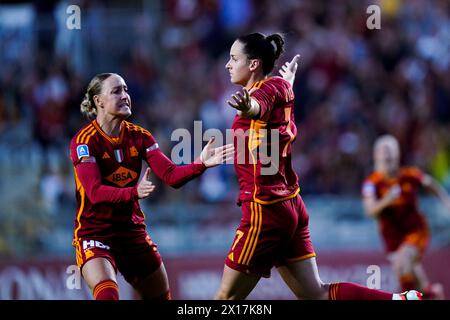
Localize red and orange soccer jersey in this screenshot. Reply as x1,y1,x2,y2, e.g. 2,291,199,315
70,120,206,243
232,76,300,205
362,166,429,253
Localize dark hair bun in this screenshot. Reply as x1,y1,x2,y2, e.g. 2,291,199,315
266,33,285,60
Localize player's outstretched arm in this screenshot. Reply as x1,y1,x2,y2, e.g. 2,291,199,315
422,174,450,213
146,137,233,188
363,185,401,218
198,137,234,168
227,88,260,118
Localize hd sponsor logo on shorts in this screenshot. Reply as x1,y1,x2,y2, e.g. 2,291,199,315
82,240,111,251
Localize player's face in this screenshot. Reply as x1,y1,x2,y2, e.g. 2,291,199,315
375,143,399,174
226,40,251,86
97,74,132,119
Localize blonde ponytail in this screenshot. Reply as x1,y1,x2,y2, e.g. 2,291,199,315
80,73,115,119
80,92,97,119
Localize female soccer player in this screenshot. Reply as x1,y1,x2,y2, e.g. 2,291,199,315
70,73,233,300
215,32,421,300
362,134,450,299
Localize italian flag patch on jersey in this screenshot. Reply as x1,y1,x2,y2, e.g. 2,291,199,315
114,149,124,163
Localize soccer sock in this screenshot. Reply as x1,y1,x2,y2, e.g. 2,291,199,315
399,274,417,292
422,286,436,299
93,279,119,300
328,282,392,300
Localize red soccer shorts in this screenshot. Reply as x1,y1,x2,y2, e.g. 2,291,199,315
225,195,316,277
403,228,429,255
73,229,162,285
383,221,430,256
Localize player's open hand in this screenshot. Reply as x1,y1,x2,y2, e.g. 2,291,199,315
227,88,252,113
279,54,300,86
137,167,155,199
386,185,401,203
200,137,234,168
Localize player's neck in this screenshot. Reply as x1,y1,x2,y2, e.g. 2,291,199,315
382,169,398,179
96,116,122,137
244,74,266,90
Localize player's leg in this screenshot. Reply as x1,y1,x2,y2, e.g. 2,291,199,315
277,257,328,299
412,262,444,299
215,202,274,300
82,257,119,300
117,233,171,300
74,238,119,300
215,265,261,300
132,263,170,300
411,261,429,288
278,196,420,300
390,243,420,291
276,195,328,299
278,256,399,300
391,229,437,298
399,230,443,299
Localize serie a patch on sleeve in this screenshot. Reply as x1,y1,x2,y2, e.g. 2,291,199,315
146,143,159,152
362,182,375,197
77,144,90,159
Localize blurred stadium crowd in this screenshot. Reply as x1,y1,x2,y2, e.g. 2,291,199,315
0,0,449,257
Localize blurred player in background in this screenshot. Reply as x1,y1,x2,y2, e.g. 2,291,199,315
70,73,233,300
215,32,421,300
362,134,450,299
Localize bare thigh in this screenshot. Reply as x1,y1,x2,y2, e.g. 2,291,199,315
277,257,329,300
132,263,170,300
215,265,261,300
389,245,429,289
82,257,117,290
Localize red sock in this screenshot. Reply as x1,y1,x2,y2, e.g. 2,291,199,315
422,286,436,300
399,274,417,292
93,279,119,300
329,282,392,300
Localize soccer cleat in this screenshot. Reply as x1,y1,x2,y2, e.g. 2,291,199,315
393,290,423,300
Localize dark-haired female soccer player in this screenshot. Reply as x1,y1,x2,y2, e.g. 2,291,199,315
215,32,421,300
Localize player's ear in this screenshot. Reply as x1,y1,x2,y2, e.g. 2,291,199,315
93,95,103,108
248,59,260,72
